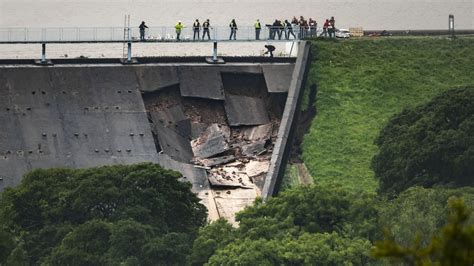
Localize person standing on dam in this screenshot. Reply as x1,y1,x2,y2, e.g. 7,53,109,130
321,19,329,37
139,21,148,41
202,19,211,40
193,19,201,40
229,19,237,40
329,16,336,37
254,19,262,40
285,19,296,39
175,20,184,40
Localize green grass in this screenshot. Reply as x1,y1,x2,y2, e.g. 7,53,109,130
302,37,474,192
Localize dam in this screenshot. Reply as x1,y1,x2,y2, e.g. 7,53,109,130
0,42,310,222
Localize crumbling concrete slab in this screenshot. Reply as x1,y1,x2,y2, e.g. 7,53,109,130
136,66,179,92
178,66,225,100
190,122,207,139
197,155,236,167
245,160,270,178
191,124,230,158
208,165,253,189
262,64,294,93
242,123,273,141
149,106,191,139
154,124,194,163
241,140,266,157
157,154,209,193
224,94,270,126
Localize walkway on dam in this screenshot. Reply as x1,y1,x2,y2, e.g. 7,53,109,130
0,26,303,44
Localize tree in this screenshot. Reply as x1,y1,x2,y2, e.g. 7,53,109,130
378,186,474,247
0,163,207,265
192,185,379,264
373,197,474,265
372,87,474,196
189,219,235,265
207,232,373,265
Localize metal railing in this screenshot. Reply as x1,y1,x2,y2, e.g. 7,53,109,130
0,26,323,43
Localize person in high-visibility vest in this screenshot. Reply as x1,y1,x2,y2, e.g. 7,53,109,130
254,19,262,40
175,21,184,40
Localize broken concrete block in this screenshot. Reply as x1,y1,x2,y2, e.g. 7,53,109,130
242,123,273,141
241,140,266,157
197,155,236,167
192,124,231,158
245,160,270,177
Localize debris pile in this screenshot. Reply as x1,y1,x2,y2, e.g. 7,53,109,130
142,76,285,223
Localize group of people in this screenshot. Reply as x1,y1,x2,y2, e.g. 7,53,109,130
138,16,337,41
262,16,337,39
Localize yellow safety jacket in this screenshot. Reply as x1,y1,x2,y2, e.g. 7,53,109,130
175,23,184,33
255,22,261,29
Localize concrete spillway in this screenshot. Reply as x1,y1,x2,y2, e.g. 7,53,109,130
0,42,310,222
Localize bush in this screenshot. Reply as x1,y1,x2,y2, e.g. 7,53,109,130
372,87,474,196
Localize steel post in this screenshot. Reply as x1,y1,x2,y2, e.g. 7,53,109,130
449,14,455,38
127,42,132,62
41,43,46,63
212,41,218,61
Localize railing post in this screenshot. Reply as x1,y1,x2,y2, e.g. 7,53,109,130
212,41,218,61
24,28,27,41
41,43,46,63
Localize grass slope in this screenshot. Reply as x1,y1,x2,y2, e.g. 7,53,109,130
302,37,474,192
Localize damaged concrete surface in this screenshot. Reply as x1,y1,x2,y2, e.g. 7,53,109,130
0,60,300,225
191,124,231,158
142,64,292,223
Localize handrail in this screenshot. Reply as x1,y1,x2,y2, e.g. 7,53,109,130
0,25,322,43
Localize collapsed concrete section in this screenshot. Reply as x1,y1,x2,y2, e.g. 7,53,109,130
0,42,310,224
142,63,291,223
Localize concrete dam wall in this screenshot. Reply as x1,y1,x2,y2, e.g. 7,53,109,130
0,42,310,222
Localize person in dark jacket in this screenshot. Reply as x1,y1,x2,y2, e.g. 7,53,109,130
264,44,276,57
285,19,296,39
271,19,279,40
276,20,284,40
139,21,148,41
193,19,201,40
329,16,336,37
202,19,211,40
229,19,237,40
